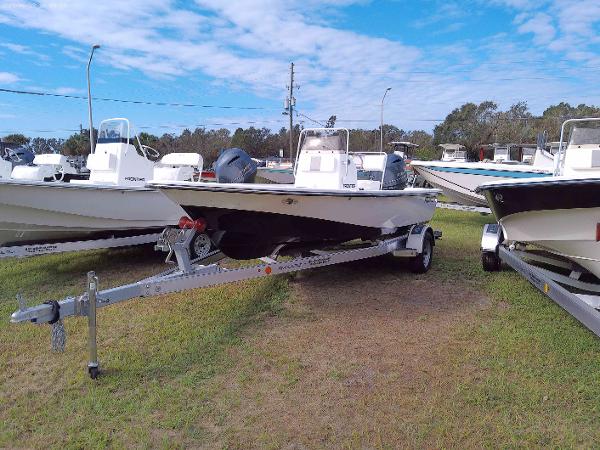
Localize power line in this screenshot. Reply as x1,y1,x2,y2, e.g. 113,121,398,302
0,119,288,135
0,87,278,110
295,111,325,126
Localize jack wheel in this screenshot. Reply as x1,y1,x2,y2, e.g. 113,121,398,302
482,251,501,272
88,366,99,379
190,233,213,259
409,232,434,274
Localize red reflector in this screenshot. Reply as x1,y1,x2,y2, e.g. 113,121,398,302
597,223,600,242
178,216,193,229
192,218,207,233
178,216,207,232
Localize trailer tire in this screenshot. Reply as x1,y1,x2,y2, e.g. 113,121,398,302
190,233,213,260
409,232,434,273
482,251,500,272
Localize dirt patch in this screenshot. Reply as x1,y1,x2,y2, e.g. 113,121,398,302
199,256,489,448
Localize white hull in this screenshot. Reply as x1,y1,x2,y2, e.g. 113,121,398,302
256,167,295,184
500,207,600,279
410,161,551,207
0,180,185,246
157,182,438,230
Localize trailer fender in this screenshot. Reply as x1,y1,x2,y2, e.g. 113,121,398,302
405,224,434,254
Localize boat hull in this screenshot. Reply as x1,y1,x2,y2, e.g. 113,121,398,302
0,180,185,246
410,161,551,206
480,177,600,278
155,182,438,259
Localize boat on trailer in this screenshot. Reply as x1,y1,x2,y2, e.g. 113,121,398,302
480,117,600,279
9,128,441,379
0,118,210,258
151,128,439,260
480,118,600,338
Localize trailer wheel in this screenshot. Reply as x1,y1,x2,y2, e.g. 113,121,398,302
190,233,213,260
482,251,500,272
410,232,434,273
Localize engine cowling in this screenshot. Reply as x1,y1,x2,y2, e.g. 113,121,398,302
382,153,408,190
214,148,257,183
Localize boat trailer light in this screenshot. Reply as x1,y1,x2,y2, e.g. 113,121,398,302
178,216,207,232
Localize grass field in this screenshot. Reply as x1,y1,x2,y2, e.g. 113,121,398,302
1,208,600,448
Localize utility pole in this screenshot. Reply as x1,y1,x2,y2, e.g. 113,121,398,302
380,87,391,152
286,62,295,160
87,44,100,154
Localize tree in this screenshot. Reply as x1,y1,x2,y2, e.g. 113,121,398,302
494,102,534,144
26,137,64,154
63,132,88,156
325,115,337,128
231,127,272,157
433,101,498,158
3,133,29,146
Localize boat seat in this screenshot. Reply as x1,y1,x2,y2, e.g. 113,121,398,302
159,152,202,167
11,154,70,181
153,152,203,182
564,145,600,173
358,154,387,172
87,152,117,171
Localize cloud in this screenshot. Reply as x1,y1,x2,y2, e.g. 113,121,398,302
0,0,598,135
0,42,50,61
516,12,555,44
0,72,20,84
52,87,84,95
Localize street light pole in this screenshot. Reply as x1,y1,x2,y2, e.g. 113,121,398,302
380,87,391,152
87,44,100,154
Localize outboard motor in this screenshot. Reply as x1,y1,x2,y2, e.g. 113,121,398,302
382,153,408,190
214,148,257,183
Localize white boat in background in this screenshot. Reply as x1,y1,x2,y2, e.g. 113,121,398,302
388,141,419,160
0,118,202,248
479,117,600,279
410,142,555,206
440,143,467,162
151,128,439,260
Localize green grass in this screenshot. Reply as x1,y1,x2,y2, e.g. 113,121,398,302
0,245,289,448
429,209,600,447
2,210,600,447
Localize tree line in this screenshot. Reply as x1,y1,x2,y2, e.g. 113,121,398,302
3,101,599,164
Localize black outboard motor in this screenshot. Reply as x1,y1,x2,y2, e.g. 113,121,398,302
214,148,257,183
4,147,35,167
381,153,408,190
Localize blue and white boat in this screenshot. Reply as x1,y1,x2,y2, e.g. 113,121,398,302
410,146,555,206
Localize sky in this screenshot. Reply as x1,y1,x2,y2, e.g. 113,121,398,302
0,0,599,138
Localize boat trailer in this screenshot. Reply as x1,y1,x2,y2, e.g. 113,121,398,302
0,232,161,259
11,224,439,379
481,223,600,338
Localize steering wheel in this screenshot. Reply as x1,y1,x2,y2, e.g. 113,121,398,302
141,145,160,161
6,148,22,163
52,166,65,182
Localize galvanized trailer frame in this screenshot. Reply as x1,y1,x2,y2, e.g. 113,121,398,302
11,224,438,379
481,223,600,338
436,201,491,215
0,232,161,259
